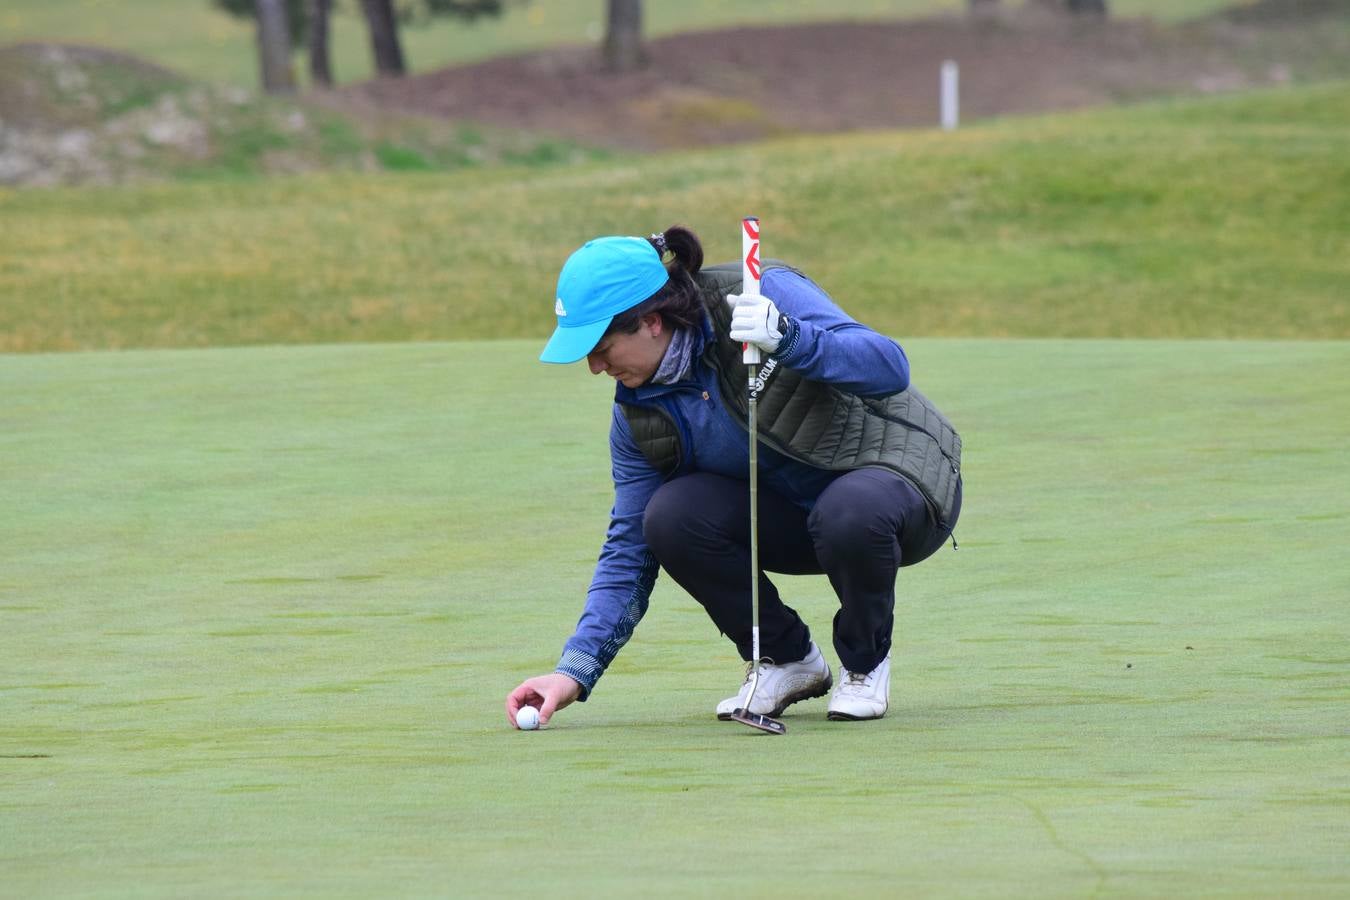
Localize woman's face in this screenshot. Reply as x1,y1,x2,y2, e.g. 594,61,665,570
586,313,672,388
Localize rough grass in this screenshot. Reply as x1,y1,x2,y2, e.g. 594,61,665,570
0,43,606,187
1,0,1253,88
1,81,1346,350
1,338,1346,896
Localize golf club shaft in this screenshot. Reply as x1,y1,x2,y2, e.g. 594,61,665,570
749,372,759,668
742,216,763,703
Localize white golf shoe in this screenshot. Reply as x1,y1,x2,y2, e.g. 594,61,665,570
715,642,833,719
826,654,891,721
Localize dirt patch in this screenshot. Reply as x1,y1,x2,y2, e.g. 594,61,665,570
338,6,1350,150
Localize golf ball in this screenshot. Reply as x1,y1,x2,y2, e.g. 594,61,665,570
516,706,540,731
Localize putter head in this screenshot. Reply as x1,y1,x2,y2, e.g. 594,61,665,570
729,707,787,735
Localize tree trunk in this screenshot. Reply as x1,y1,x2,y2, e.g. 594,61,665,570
254,0,296,94
307,0,334,87
360,0,407,77
603,0,646,73
1066,0,1108,14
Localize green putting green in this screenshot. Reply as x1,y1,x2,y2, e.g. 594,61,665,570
2,338,1345,896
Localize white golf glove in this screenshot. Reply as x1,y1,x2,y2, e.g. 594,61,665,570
727,293,786,354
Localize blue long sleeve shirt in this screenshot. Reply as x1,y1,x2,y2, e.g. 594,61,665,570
556,267,909,698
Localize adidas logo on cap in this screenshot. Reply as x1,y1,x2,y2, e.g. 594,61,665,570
555,297,567,316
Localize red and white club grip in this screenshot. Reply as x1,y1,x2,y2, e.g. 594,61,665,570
741,216,762,365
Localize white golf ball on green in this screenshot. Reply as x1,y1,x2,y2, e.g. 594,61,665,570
516,706,540,731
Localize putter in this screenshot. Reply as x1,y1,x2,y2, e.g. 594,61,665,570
729,216,786,737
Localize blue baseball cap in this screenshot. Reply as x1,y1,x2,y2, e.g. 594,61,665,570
540,236,670,364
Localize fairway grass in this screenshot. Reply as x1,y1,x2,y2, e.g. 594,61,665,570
4,81,1349,352
2,339,1347,896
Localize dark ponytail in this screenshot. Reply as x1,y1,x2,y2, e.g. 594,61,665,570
604,224,707,338
651,225,703,276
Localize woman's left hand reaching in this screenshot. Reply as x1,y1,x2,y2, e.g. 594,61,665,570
505,673,582,729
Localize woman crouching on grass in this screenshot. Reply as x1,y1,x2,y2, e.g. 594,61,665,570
505,225,961,728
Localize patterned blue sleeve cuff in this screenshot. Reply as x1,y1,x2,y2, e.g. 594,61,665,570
770,314,801,361
557,648,604,702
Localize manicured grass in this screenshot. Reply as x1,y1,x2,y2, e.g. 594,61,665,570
2,0,1247,88
1,338,1346,896
2,82,1347,351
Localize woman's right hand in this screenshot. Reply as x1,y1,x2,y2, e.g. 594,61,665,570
505,673,582,729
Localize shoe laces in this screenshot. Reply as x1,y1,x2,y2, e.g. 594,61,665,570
839,669,872,692
740,657,777,686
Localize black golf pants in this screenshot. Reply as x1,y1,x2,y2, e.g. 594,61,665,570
642,468,959,675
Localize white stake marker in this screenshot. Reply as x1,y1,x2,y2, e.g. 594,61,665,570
941,60,959,131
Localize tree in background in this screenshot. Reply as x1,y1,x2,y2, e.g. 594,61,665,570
967,0,1000,17
359,0,406,76
603,0,645,73
360,1,507,77
212,0,508,88
215,1,306,45
1025,0,1109,15
307,0,334,86
255,0,298,93
216,0,312,90
418,0,504,20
